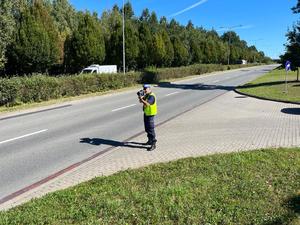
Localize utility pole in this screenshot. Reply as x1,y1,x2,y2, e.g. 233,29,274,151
122,0,126,74
228,33,231,65
219,25,243,65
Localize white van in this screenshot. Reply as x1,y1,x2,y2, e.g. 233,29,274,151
81,65,117,74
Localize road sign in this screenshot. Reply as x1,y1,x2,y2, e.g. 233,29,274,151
285,60,291,71
284,61,291,93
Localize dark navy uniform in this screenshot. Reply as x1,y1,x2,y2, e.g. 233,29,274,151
143,94,157,145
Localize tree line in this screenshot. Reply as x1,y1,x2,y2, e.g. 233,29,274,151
0,0,271,76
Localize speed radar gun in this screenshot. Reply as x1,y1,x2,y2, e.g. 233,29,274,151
136,89,145,97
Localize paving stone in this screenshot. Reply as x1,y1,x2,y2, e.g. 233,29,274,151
1,91,300,210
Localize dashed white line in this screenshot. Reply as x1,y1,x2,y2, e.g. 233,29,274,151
112,104,136,112
0,129,48,145
165,91,179,96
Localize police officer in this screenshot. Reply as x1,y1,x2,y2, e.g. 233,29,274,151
138,84,157,151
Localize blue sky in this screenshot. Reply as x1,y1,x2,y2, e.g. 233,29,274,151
69,0,299,59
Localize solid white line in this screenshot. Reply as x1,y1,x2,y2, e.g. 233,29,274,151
112,104,136,112
166,91,179,96
0,129,48,145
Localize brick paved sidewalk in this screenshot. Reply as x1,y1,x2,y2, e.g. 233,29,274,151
1,90,300,210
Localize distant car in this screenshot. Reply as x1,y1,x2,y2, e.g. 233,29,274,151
81,65,117,74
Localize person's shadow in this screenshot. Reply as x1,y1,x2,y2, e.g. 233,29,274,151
80,138,149,150
281,108,300,115
262,195,300,225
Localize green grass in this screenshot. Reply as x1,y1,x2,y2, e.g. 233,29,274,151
0,148,299,224
237,69,300,103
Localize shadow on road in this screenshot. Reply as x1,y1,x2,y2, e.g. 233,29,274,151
281,108,300,115
80,138,149,150
157,81,235,91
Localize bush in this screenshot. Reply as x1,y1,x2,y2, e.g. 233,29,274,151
0,77,20,106
0,64,259,107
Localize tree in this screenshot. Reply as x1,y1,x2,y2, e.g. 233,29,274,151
102,6,123,69
281,26,300,69
123,1,134,19
0,0,15,71
186,20,194,30
51,0,77,35
281,1,300,69
137,22,153,68
152,32,166,67
124,19,139,70
139,8,150,22
149,11,158,32
172,36,189,66
161,29,174,67
159,16,167,27
292,0,300,13
64,12,105,73
6,0,61,74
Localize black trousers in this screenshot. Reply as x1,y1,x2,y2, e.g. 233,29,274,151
144,114,157,144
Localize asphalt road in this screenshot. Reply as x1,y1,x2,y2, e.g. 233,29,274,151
0,64,279,200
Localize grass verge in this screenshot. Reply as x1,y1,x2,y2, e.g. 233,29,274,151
237,69,300,103
0,148,299,224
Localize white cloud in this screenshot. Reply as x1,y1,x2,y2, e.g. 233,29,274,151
168,0,208,18
216,25,254,32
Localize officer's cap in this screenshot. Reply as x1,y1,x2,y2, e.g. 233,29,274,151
143,84,151,89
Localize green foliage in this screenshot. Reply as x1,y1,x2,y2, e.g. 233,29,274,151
6,0,61,74
0,0,15,70
161,29,174,67
51,0,77,35
277,0,300,66
0,148,299,224
172,37,189,66
1,0,270,75
124,19,139,70
0,77,19,106
281,26,300,69
0,64,255,107
152,32,166,67
103,7,123,69
64,12,106,73
137,22,153,68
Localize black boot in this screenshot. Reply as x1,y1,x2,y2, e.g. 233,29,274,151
147,143,156,151
143,140,152,145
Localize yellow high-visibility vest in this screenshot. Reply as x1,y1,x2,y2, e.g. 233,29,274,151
144,93,157,116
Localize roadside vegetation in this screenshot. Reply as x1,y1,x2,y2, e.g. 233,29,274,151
0,63,256,109
0,0,270,76
0,148,299,224
237,68,300,103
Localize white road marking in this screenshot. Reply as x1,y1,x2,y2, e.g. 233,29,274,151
212,80,220,83
166,91,179,96
112,104,136,112
0,129,48,145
